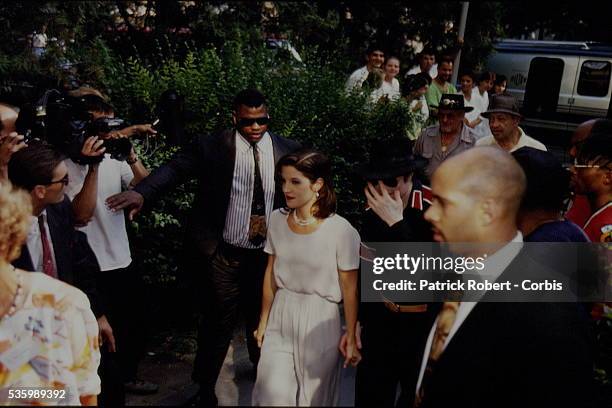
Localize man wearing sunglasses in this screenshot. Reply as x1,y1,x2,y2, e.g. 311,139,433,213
106,89,301,406
571,131,612,243
350,137,438,407
8,142,104,337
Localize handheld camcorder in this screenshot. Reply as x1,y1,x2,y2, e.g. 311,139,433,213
15,90,134,164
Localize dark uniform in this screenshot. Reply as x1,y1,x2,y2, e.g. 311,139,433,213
355,179,439,408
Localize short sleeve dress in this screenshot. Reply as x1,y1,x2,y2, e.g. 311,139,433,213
0,271,101,406
252,209,360,407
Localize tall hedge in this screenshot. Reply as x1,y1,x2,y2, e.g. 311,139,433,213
99,36,417,286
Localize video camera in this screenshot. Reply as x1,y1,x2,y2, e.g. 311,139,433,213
16,90,135,164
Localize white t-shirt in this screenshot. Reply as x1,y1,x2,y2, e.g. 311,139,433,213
264,210,360,303
345,66,369,92
471,90,491,139
406,63,438,79
65,156,134,271
32,32,47,48
380,78,401,100
459,92,482,124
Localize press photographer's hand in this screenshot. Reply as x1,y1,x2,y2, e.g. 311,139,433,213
81,136,106,157
107,124,157,139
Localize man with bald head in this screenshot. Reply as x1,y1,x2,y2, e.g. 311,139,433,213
413,147,593,408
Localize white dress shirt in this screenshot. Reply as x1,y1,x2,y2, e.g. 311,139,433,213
415,232,524,393
406,64,438,79
476,128,547,152
223,131,275,248
26,210,57,273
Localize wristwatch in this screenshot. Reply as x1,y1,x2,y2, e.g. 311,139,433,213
126,156,139,165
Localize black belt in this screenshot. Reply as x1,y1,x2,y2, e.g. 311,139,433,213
217,241,264,258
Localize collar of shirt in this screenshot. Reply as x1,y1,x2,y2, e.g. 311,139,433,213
28,210,48,237
513,127,529,148
416,231,524,393
427,124,475,150
235,130,272,154
448,231,523,339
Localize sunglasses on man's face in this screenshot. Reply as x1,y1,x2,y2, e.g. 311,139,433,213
46,174,69,186
237,116,270,128
573,157,610,169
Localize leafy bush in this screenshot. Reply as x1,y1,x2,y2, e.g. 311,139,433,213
97,35,418,287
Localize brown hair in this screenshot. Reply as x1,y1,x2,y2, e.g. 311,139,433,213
276,149,337,219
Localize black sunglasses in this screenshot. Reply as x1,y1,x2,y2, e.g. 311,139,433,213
46,174,69,186
237,116,270,127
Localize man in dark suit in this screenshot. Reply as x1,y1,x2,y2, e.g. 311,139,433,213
7,143,122,405
106,89,301,405
416,146,594,408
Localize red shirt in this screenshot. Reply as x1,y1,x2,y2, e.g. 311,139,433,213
566,194,591,228
583,202,612,243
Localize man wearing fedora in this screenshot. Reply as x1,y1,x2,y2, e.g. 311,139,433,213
414,93,477,180
477,94,547,152
351,137,439,407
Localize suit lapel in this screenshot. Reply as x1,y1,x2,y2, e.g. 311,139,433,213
270,132,289,209
46,207,69,280
218,129,237,215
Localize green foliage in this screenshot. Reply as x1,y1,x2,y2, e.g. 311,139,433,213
96,36,417,285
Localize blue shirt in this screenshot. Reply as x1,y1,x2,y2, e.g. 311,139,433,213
525,220,589,242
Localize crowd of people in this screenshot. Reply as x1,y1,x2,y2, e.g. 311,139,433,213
0,44,610,408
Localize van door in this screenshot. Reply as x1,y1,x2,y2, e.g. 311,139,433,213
569,58,612,125
522,57,577,131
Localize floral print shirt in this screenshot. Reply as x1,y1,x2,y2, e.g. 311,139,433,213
0,272,100,405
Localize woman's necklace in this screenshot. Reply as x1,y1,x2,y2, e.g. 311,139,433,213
0,266,23,322
292,209,317,226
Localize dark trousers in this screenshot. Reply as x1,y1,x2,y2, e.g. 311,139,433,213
192,242,267,404
97,264,147,407
355,304,436,408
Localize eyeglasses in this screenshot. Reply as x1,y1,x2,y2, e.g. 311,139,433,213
46,174,69,186
573,157,605,169
237,116,270,127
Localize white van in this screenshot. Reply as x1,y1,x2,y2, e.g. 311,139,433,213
486,39,612,133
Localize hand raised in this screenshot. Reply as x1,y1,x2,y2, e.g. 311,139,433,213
81,136,106,157
105,190,144,220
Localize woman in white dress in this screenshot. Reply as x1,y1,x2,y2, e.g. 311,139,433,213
252,149,361,406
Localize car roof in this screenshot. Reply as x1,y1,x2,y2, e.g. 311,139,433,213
494,39,612,58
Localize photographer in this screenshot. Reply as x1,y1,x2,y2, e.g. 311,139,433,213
62,94,158,405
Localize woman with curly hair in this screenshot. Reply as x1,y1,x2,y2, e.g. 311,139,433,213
0,182,100,406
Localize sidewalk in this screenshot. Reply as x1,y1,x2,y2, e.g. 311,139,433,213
126,327,356,406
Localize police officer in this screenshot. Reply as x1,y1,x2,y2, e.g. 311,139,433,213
352,137,438,407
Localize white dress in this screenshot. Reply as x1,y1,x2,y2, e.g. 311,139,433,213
252,209,360,406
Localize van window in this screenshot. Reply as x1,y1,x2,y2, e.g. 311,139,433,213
577,61,611,97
